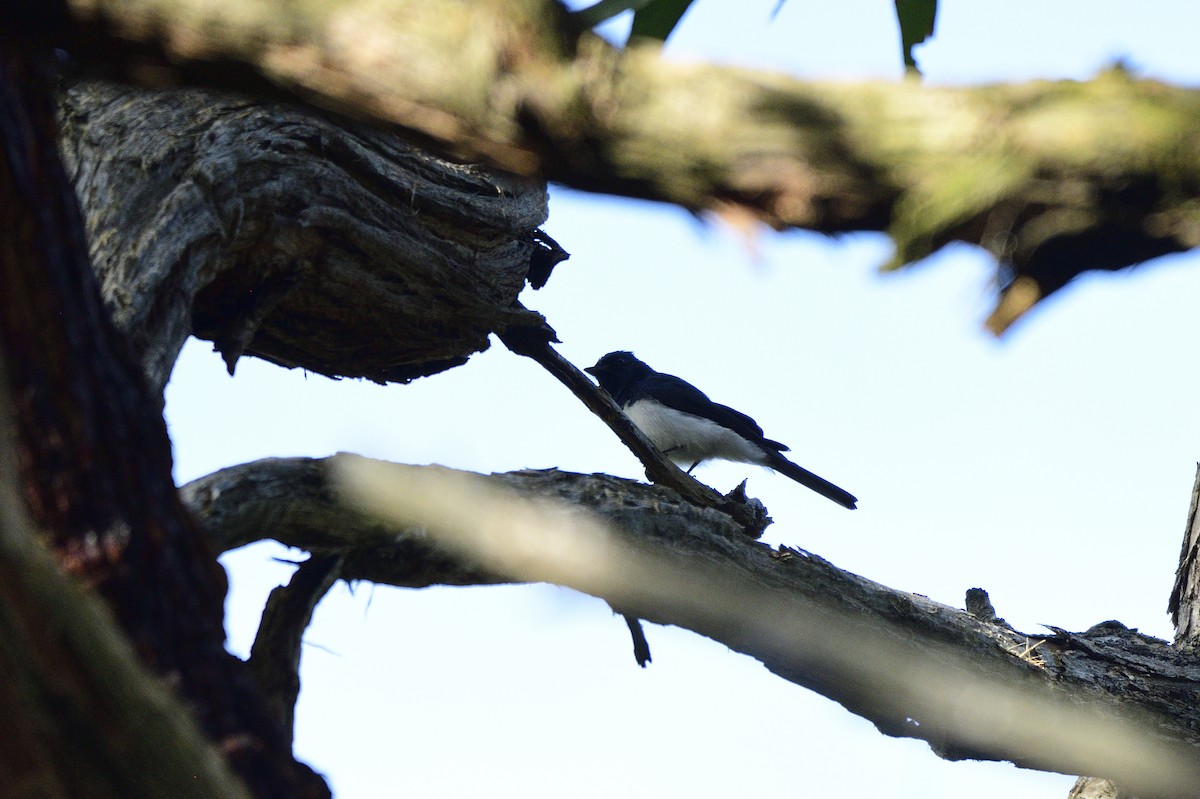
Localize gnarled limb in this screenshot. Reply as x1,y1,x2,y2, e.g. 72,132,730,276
58,80,557,394
181,455,1200,797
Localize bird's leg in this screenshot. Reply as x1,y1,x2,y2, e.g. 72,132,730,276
659,444,700,474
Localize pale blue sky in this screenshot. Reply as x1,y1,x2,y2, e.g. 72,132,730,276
165,3,1200,796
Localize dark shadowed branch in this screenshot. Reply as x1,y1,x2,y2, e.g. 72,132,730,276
498,322,771,536
249,553,344,746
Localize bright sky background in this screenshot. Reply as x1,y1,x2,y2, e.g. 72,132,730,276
164,2,1200,797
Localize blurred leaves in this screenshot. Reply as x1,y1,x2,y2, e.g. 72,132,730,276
573,0,695,43
579,0,933,58
572,0,655,28
629,0,695,42
894,0,937,74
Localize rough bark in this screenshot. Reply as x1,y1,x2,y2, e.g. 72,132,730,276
1070,468,1200,799
1096,463,1200,798
182,456,1200,798
1169,464,1200,648
1069,780,1135,799
60,0,1200,329
57,79,559,394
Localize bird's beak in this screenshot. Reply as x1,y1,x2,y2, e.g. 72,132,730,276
583,365,598,376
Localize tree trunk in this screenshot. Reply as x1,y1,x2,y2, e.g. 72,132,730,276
0,15,325,797
1169,465,1200,647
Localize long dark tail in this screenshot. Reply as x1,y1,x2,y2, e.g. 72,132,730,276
767,451,858,509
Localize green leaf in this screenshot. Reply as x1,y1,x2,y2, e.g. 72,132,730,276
629,0,696,43
894,0,938,75
573,0,656,29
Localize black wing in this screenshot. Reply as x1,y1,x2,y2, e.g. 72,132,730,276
638,373,783,449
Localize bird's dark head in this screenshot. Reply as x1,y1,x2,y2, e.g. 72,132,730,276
584,351,653,396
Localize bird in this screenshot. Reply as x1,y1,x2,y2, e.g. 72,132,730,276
584,351,857,509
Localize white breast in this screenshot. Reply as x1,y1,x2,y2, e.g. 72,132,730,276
624,399,769,468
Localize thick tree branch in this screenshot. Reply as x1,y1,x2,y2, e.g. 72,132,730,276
62,0,1200,327
181,455,1200,794
58,80,556,393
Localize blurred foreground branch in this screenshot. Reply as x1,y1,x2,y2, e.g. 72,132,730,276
181,455,1200,794
61,0,1200,329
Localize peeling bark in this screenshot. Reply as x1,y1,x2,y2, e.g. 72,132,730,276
1069,780,1134,799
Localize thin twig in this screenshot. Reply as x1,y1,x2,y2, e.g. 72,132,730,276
498,316,770,536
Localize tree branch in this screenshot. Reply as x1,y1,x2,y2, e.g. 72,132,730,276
62,0,1200,327
58,80,556,393
498,322,771,536
248,553,343,746
41,3,1200,792
181,455,1200,794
